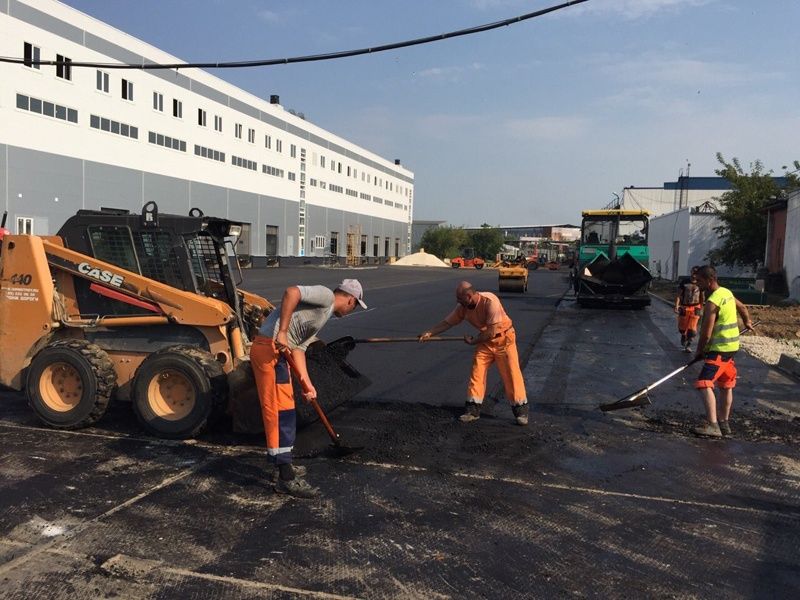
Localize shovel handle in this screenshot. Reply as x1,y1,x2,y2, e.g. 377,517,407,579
354,336,464,343
279,347,341,446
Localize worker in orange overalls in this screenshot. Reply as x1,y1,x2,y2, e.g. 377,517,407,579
418,281,529,425
675,266,704,353
252,280,366,498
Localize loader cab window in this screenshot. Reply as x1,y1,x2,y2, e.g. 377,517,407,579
582,216,648,247
185,232,229,300
582,220,611,245
88,226,139,273
615,218,648,246
133,230,186,289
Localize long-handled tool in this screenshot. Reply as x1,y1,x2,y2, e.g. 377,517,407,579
600,322,759,412
328,335,466,353
279,347,362,457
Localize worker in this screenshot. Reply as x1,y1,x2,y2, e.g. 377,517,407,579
691,265,753,438
418,281,529,426
674,266,704,353
251,279,367,498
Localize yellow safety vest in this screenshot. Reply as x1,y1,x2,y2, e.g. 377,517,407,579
706,287,739,353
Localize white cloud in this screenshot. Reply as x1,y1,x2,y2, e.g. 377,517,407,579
565,0,716,20
417,62,484,82
256,9,284,25
503,116,589,140
603,56,782,87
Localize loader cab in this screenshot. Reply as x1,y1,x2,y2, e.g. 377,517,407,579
57,202,243,318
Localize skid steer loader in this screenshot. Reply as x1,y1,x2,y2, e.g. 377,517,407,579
0,202,366,439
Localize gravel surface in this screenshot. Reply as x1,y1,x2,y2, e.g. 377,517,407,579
741,335,800,365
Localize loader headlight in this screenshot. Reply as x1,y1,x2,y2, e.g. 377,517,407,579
228,225,242,239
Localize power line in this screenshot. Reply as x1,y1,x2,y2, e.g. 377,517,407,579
0,0,590,70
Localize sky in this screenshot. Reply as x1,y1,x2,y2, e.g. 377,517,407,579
61,0,800,227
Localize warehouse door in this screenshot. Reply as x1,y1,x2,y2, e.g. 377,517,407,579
265,225,278,257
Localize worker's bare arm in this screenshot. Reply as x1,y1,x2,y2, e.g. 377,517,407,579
693,301,718,361
276,286,302,348
734,297,754,330
418,320,452,341
291,348,316,401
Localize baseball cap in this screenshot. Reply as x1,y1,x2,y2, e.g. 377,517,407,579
336,279,367,309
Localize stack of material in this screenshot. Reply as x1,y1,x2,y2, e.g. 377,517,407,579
392,249,449,268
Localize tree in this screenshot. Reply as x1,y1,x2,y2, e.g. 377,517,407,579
467,224,505,259
419,225,468,259
707,154,800,270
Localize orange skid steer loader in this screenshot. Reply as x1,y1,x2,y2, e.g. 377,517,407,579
0,203,365,439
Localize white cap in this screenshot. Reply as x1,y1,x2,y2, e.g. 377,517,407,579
336,279,367,309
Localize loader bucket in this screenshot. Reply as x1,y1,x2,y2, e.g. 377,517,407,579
227,342,370,434
577,252,652,305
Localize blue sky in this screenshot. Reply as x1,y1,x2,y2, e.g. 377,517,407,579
62,0,800,226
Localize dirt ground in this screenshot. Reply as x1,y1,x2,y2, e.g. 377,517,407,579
650,280,800,340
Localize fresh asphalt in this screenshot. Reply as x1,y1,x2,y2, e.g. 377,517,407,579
1,267,798,599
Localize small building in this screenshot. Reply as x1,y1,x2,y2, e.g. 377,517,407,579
784,189,800,300
411,220,445,251
763,198,788,293
648,205,751,280
465,224,580,242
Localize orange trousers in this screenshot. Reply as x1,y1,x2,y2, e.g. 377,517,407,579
468,328,527,405
677,304,701,334
250,336,296,465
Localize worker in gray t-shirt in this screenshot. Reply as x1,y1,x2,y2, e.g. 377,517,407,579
251,279,367,499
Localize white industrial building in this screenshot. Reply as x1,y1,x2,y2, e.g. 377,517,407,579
0,0,413,264
648,206,751,280
784,189,800,301
619,177,732,218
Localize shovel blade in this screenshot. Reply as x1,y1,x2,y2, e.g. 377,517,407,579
600,392,652,412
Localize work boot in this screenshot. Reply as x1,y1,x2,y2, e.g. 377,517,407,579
692,421,722,438
459,402,481,423
275,477,320,499
718,420,732,437
512,403,529,426
268,464,306,482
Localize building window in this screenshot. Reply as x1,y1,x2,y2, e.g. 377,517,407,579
55,54,72,80
96,70,109,93
16,217,33,235
262,164,284,178
90,114,138,139
172,99,182,118
338,163,342,174
330,232,339,255
23,42,40,69
198,108,207,127
231,155,257,171
194,144,225,163
121,79,134,101
235,123,242,139
290,144,297,158
288,172,296,181
347,166,351,177
373,236,380,257
17,93,78,123
148,130,187,152
153,91,163,112
248,128,255,143
314,235,326,249
214,115,222,132
320,155,326,168
276,139,282,153
265,134,271,149
361,235,367,256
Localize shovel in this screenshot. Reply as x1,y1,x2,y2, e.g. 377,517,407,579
279,347,362,457
600,321,759,412
328,335,466,353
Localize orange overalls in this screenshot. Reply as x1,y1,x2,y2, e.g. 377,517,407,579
446,292,527,405
250,336,296,465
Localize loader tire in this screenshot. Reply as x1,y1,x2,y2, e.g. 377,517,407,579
26,339,116,430
132,346,226,439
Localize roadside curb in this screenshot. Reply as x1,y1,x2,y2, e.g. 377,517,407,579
777,354,800,383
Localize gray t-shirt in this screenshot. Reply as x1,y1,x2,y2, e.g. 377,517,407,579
259,285,335,351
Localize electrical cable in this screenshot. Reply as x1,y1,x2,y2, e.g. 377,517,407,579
0,0,590,70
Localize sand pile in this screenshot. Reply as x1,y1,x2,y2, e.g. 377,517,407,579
392,249,449,268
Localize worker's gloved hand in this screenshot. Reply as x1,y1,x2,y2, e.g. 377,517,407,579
418,331,432,343
302,384,317,403
275,330,289,350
